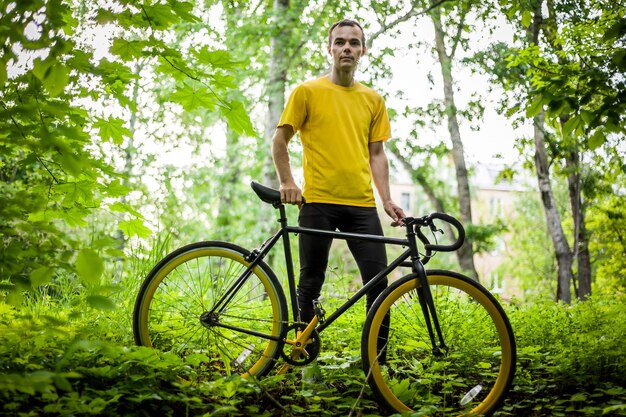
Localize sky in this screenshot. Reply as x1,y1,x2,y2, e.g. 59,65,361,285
10,3,526,175
372,12,524,166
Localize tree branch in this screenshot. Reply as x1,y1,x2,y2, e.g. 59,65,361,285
1,99,59,184
448,3,469,59
139,4,230,109
286,0,333,68
367,0,456,49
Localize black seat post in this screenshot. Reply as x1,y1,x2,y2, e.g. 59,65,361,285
275,203,288,228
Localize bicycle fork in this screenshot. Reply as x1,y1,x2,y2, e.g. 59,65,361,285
412,261,447,355
406,221,447,355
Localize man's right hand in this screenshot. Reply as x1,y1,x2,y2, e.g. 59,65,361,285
279,181,303,206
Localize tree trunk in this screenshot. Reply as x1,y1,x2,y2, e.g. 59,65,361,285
430,4,479,281
565,149,592,299
115,61,144,250
544,0,591,301
533,112,573,303
263,0,290,189
216,128,242,241
528,5,574,302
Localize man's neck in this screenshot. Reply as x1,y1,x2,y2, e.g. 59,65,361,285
328,68,355,87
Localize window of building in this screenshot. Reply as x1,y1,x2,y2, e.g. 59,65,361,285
401,192,411,212
489,197,503,217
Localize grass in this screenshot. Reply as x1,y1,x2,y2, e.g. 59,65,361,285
1,250,626,416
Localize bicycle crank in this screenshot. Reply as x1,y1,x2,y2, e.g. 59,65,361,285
280,323,321,366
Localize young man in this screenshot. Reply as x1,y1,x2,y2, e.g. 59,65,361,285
271,19,405,327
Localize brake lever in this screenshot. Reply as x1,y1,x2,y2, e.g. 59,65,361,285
429,223,443,234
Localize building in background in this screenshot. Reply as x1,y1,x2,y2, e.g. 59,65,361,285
383,162,531,297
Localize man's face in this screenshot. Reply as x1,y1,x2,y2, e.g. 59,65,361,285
328,25,366,71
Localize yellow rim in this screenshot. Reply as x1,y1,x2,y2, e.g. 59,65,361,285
367,273,514,415
137,246,283,377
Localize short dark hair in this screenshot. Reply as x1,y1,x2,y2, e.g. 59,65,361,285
328,19,366,47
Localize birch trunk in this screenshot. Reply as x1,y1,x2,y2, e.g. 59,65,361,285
430,4,479,281
533,112,573,303
263,0,290,188
528,6,574,302
565,150,592,299
545,0,591,300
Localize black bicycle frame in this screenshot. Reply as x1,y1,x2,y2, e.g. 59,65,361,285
207,204,447,351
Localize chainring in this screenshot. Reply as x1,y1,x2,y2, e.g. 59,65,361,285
280,323,322,366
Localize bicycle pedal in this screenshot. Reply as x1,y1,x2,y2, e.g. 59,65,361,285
312,299,326,323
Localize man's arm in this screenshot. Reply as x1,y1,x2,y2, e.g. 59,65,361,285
271,125,302,205
369,141,406,226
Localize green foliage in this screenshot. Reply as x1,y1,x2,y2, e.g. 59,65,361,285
500,295,626,416
0,0,253,305
466,220,508,255
587,191,626,295
496,190,558,300
2,1,626,415
2,284,626,416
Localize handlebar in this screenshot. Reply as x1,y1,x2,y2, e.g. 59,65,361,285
409,212,465,254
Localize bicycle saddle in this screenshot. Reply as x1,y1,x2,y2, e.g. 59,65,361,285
250,181,282,205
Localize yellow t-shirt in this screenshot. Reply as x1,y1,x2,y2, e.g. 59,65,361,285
278,76,391,207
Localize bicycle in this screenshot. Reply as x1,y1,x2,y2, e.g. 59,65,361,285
133,181,516,416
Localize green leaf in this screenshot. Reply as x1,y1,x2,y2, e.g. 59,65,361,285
0,60,6,86
144,4,179,29
56,181,95,207
603,404,626,414
193,48,240,70
109,201,143,218
44,64,70,97
170,83,216,111
103,179,131,197
222,100,255,136
562,116,581,137
521,10,532,28
59,153,83,176
86,295,116,310
75,249,104,285
52,374,73,392
580,110,594,125
59,207,90,227
111,39,146,60
526,96,543,118
588,130,605,150
30,266,54,288
94,117,131,144
32,58,52,81
119,218,152,238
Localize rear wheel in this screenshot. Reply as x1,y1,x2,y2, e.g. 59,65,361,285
133,241,288,377
362,270,516,416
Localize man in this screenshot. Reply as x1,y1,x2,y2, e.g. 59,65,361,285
271,19,405,329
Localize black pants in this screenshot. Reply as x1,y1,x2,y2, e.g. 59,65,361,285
298,203,390,359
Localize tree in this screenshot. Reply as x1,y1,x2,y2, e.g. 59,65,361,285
509,0,624,301
0,0,251,304
365,0,487,280
427,0,480,280
475,0,625,301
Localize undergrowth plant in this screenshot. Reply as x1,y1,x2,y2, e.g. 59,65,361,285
1,262,626,416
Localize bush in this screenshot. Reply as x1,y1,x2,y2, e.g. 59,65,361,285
498,295,626,416
1,291,625,416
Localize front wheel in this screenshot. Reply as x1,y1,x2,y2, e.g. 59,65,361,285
133,241,288,378
362,270,516,416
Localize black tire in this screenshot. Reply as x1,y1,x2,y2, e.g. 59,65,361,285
362,270,516,416
133,241,288,377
